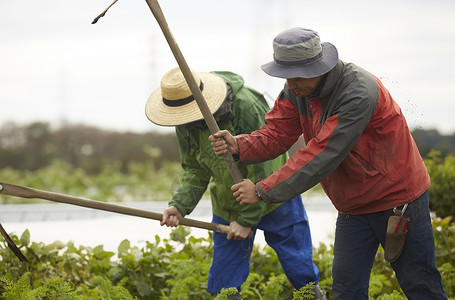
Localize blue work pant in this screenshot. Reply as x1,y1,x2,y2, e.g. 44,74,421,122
332,190,447,299
207,196,319,293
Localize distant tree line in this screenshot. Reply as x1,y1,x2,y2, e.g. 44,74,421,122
0,122,180,174
412,128,455,158
0,122,454,173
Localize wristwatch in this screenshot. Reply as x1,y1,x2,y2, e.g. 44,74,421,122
254,185,262,200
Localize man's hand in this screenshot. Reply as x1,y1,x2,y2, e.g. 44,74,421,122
232,179,261,205
227,221,252,240
160,206,183,227
209,130,239,156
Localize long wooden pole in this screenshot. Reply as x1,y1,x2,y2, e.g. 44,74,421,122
143,0,243,184
0,182,230,234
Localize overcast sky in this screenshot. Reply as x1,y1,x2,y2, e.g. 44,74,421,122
1,0,454,134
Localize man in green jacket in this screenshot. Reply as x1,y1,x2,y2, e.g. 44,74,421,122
146,67,324,299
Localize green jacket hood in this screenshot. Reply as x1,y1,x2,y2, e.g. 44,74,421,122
211,71,245,96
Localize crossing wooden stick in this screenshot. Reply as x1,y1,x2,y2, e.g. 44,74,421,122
143,0,243,184
0,182,230,234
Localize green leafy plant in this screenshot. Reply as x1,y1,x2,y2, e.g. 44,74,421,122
0,219,454,300
292,282,316,299
433,216,455,297
425,150,455,218
214,287,239,300
1,272,79,300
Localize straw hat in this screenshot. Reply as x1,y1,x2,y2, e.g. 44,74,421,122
261,27,338,79
145,67,227,126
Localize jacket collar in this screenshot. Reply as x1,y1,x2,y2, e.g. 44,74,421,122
307,59,343,100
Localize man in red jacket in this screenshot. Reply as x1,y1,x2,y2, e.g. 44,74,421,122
210,27,447,299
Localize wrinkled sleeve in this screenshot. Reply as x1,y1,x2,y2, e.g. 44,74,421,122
259,90,377,203
169,126,211,216
237,90,303,164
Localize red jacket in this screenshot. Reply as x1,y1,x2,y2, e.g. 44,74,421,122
237,61,430,214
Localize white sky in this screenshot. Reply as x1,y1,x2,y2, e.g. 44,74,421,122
1,0,454,134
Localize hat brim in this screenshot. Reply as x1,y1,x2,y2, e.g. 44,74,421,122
261,42,338,79
145,72,227,126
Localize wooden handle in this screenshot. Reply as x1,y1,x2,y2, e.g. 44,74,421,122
144,0,243,184
0,182,230,234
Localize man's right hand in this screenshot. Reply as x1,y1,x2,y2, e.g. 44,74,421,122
209,130,239,156
160,206,183,227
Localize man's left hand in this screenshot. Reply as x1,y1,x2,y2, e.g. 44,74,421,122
232,179,261,205
227,221,252,240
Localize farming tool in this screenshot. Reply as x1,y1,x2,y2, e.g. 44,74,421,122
92,0,243,184
0,0,248,262
144,0,243,183
384,204,409,262
0,181,230,262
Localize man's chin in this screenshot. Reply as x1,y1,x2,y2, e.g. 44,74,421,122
294,91,308,97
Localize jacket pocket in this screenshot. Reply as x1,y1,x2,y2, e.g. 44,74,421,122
341,151,382,181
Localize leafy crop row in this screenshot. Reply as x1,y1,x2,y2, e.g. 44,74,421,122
0,217,453,299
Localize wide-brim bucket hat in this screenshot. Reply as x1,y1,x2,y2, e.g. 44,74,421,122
261,27,339,79
145,67,227,126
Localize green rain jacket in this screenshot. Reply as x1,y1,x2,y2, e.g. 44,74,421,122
169,71,287,227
